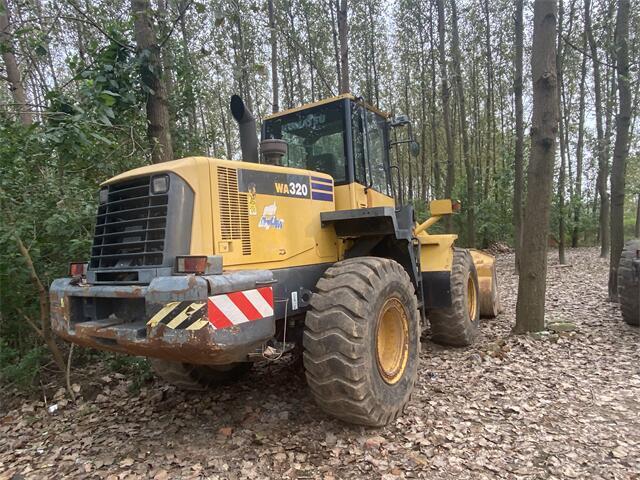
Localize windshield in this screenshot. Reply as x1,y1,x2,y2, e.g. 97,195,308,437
263,101,347,183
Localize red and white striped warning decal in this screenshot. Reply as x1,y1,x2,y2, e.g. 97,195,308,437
207,286,274,330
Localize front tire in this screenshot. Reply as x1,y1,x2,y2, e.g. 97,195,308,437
303,257,420,426
150,359,252,390
618,239,639,326
428,248,480,346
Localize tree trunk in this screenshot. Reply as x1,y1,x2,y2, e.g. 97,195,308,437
428,1,440,198
436,0,455,231
513,0,524,270
0,0,33,126
337,0,349,93
635,193,640,238
607,0,631,301
450,0,474,246
515,0,558,333
268,0,279,113
132,0,174,163
556,0,566,264
572,27,588,248
585,0,609,257
328,0,341,91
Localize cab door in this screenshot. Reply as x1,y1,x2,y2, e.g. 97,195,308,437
350,103,395,208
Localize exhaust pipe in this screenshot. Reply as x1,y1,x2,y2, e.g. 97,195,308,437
230,95,259,163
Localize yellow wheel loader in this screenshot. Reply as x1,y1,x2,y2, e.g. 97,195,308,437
50,94,500,426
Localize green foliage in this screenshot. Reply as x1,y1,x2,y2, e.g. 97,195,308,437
0,39,148,380
0,340,46,390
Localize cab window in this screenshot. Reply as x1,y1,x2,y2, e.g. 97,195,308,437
263,102,347,183
351,103,390,195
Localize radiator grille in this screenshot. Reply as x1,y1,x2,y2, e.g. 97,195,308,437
217,167,251,255
90,176,168,269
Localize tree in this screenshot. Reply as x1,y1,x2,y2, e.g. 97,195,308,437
572,23,588,248
450,0,474,247
608,0,631,300
132,0,174,163
556,0,567,264
585,0,609,258
436,0,455,231
0,0,33,126
513,0,524,269
337,0,349,93
515,0,558,333
268,0,279,113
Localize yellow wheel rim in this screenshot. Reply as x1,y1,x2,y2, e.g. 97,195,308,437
376,297,409,385
467,275,478,320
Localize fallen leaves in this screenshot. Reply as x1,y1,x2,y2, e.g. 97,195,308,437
0,248,638,479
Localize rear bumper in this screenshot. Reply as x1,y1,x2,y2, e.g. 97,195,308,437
50,271,275,365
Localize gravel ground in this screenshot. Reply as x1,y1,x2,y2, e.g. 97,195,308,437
1,248,639,479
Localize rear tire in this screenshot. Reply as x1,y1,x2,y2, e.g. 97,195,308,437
303,257,420,426
428,248,480,346
618,239,639,326
150,359,252,390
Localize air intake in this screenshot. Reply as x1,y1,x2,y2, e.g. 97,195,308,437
217,167,251,255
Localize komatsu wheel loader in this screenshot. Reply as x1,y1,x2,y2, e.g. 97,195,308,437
50,94,500,426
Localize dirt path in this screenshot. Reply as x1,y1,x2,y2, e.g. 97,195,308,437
1,248,638,479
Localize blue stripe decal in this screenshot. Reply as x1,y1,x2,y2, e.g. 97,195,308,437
311,182,333,192
311,176,333,185
312,192,334,202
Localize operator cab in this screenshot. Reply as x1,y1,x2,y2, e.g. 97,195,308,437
262,95,410,199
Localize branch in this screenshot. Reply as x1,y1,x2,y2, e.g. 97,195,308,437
66,1,135,52
158,0,195,48
561,34,620,69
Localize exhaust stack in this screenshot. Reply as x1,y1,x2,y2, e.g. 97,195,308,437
230,95,259,163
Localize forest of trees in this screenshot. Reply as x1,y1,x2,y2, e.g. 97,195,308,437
0,0,638,381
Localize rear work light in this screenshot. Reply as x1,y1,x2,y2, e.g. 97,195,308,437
176,256,207,274
69,262,88,277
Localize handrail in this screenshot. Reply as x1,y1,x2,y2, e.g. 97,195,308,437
414,215,442,235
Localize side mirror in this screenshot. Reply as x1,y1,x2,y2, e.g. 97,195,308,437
390,114,411,127
410,141,420,157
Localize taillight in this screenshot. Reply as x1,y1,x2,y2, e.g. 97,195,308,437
69,262,88,277
176,256,207,274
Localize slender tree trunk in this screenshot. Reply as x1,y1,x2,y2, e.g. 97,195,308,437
157,0,176,146
572,28,588,247
556,0,567,264
0,0,33,125
635,193,640,238
515,0,558,333
268,0,279,113
132,0,174,163
337,0,349,93
585,0,609,257
428,2,440,198
514,0,524,268
328,0,341,91
436,0,455,231
178,0,198,144
608,0,631,301
450,0,474,246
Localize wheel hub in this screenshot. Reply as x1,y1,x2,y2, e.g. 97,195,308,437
467,276,478,319
376,297,409,385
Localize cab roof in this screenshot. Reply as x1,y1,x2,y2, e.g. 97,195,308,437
263,93,392,121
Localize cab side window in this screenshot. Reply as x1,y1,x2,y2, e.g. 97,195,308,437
352,103,390,195
366,110,389,195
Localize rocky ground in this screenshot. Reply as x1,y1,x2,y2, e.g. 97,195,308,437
1,248,639,479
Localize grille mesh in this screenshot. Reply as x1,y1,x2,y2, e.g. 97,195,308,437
217,167,251,255
90,176,168,269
